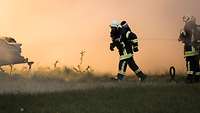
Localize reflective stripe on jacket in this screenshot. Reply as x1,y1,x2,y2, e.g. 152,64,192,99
184,46,199,57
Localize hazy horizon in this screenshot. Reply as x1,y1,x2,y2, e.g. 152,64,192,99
0,0,200,74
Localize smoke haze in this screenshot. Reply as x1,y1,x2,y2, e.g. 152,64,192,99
0,0,200,74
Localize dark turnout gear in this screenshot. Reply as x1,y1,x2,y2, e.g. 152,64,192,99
109,22,122,51
110,27,121,41
118,57,145,80
185,56,200,82
109,20,145,81
110,22,139,60
179,30,199,57
120,21,139,53
179,18,200,82
186,56,199,75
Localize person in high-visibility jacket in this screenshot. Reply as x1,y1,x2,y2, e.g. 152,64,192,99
179,16,200,82
109,20,146,81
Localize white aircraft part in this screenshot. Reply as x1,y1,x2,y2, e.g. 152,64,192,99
0,37,26,66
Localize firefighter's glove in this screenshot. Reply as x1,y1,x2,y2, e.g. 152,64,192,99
110,43,115,51
133,47,139,52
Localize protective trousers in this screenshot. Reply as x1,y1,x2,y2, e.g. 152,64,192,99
117,57,143,80
186,55,200,77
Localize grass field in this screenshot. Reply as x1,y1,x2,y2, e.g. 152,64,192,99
0,68,200,113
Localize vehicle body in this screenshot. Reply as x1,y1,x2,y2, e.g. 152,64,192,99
0,37,33,70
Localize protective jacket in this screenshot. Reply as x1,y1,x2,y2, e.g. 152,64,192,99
110,28,139,60
179,30,199,57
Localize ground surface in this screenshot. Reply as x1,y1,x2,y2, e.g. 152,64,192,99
0,71,200,113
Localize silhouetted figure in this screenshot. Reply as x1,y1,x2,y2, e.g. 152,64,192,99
179,16,200,83
109,20,146,81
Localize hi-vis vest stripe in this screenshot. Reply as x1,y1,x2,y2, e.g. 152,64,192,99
187,71,194,75
119,61,126,75
132,39,138,44
120,41,133,60
126,31,131,38
184,47,198,57
195,72,200,76
120,53,133,60
135,68,141,74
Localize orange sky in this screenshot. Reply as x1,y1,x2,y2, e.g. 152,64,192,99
0,0,200,74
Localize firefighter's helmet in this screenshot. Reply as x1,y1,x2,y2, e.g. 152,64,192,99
183,15,196,23
110,20,120,28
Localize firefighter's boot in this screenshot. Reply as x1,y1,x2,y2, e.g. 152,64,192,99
185,74,193,83
112,74,125,81
137,71,146,82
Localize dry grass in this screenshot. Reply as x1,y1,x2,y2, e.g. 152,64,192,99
0,66,190,94
0,67,200,113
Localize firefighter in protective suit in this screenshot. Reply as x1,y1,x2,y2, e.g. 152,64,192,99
179,16,200,82
109,20,146,81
